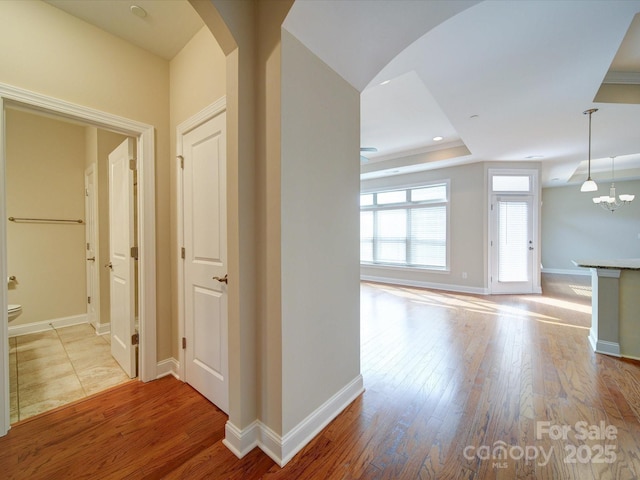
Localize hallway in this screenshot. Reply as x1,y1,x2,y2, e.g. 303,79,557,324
1,275,639,479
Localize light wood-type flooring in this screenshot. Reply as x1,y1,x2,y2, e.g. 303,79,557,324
1,274,639,479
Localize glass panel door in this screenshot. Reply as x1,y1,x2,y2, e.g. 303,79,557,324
491,195,534,293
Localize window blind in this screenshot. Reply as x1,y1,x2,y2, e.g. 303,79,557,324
360,183,448,269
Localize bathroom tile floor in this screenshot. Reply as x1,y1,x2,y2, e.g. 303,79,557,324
8,323,133,423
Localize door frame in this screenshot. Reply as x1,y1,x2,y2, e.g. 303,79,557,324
84,164,101,331
0,83,157,436
487,167,541,295
176,97,226,381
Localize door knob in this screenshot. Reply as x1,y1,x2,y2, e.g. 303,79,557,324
213,274,228,284
105,262,113,270
528,246,534,250
87,257,96,262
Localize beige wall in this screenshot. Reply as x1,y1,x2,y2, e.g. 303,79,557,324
6,109,86,325
620,270,640,359
361,161,488,290
0,0,171,359
280,29,361,434
169,25,226,359
542,180,640,273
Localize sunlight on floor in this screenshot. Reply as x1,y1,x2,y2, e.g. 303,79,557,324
570,284,592,297
519,295,591,315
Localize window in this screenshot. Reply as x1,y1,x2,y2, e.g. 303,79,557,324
360,182,448,269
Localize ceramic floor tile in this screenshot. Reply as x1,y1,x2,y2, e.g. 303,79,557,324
55,324,96,343
15,343,67,363
19,373,85,409
78,366,131,396
17,351,73,381
12,323,137,424
63,334,110,356
18,360,77,389
19,390,86,421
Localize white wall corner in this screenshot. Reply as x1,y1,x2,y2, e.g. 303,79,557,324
591,339,621,358
223,420,260,459
222,375,364,468
156,358,180,380
94,322,111,336
278,374,364,467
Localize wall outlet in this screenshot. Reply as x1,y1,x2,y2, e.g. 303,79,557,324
462,272,468,279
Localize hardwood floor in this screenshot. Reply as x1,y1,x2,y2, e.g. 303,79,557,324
1,274,639,479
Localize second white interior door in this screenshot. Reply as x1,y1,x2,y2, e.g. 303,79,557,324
181,109,228,414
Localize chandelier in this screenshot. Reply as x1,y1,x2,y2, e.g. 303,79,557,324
592,157,635,212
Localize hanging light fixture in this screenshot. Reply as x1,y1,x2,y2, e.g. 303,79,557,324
580,108,599,192
592,157,635,212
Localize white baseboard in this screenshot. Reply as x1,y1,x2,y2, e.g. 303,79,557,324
541,268,590,276
224,374,364,467
8,314,88,337
361,275,489,295
156,357,180,380
223,420,261,459
95,322,110,336
588,333,621,357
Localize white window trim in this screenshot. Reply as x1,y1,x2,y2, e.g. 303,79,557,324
360,179,450,271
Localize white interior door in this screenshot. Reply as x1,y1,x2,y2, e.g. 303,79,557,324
490,195,535,294
109,138,137,378
181,111,228,413
84,165,99,329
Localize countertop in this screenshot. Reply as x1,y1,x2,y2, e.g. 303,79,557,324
572,258,640,270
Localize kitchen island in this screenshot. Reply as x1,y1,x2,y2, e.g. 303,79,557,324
573,259,640,359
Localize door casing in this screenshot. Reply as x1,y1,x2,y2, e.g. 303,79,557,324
84,164,100,330
487,168,541,295
0,83,157,437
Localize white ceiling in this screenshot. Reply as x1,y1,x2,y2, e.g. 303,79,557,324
44,0,640,188
286,0,640,187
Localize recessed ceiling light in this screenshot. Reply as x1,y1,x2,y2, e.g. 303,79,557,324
525,155,544,159
130,5,147,18
380,80,391,86
433,136,444,142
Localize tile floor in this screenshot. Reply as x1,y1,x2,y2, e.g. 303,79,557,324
8,323,132,423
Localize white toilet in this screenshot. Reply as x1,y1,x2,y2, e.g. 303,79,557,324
8,304,22,323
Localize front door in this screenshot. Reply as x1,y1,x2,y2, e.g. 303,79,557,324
108,138,137,378
181,110,228,413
